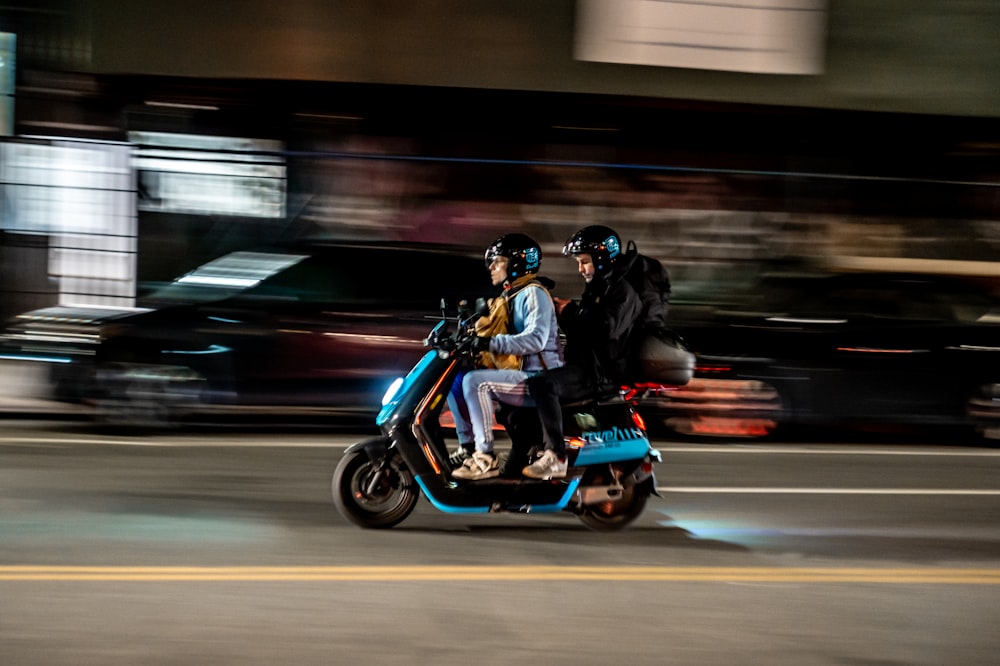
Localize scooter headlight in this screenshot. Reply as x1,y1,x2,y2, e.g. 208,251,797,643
381,377,405,406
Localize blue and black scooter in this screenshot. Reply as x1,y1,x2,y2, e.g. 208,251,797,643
332,300,680,530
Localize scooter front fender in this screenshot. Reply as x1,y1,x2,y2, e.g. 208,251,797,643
344,436,392,461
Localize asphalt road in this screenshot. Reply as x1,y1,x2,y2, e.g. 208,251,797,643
2,420,999,665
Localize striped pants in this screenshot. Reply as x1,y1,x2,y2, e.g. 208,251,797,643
446,368,536,453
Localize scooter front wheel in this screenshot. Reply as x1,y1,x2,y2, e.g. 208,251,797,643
332,447,418,529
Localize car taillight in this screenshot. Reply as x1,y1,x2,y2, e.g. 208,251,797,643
696,364,732,373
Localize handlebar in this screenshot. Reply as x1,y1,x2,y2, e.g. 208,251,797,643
422,298,484,357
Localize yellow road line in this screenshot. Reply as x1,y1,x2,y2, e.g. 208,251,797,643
2,566,1000,583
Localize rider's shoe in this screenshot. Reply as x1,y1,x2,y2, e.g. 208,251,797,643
521,449,568,480
452,451,500,480
448,443,474,470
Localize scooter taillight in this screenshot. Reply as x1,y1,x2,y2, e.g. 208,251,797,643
621,382,677,401
631,409,647,433
566,436,586,449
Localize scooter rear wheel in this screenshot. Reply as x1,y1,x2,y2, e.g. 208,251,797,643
333,447,419,529
576,468,650,531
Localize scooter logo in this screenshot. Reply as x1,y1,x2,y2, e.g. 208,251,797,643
524,247,540,271
581,425,644,444
604,235,620,260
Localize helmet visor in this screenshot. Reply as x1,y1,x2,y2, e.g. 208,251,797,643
562,237,586,257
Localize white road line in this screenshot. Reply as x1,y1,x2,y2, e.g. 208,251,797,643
661,445,1000,456
0,436,351,447
3,437,1000,457
3,437,998,495
659,487,1000,495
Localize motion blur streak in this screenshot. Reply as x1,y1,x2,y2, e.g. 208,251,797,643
2,566,1000,584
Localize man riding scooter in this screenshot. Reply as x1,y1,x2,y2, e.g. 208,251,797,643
446,233,564,481
521,225,645,479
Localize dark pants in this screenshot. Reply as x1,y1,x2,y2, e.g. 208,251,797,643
495,405,540,477
525,364,598,457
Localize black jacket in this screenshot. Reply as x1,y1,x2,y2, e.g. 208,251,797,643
558,266,643,386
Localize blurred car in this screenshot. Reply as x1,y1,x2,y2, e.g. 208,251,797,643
655,271,1000,440
0,242,493,427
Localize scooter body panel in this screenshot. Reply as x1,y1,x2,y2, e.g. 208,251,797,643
572,431,651,466
415,475,582,514
377,350,444,427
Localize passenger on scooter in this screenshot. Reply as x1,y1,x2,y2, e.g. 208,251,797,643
447,233,564,481
521,225,644,480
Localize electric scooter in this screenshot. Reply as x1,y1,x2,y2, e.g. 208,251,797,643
332,300,666,530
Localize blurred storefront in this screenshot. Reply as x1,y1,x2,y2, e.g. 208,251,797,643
0,1,998,318
0,138,134,321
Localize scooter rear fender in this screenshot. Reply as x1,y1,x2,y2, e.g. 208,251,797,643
638,468,661,498
633,449,662,498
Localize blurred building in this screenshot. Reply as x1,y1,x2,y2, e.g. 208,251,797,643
0,1,998,319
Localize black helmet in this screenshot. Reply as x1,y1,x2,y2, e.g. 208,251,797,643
484,233,542,278
562,225,623,272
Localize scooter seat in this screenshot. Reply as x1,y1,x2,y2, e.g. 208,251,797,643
561,383,622,410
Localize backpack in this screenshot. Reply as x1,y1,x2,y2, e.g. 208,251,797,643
619,242,693,385
473,279,552,371
620,241,671,329
474,295,522,370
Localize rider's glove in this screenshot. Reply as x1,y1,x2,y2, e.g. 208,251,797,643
471,335,492,352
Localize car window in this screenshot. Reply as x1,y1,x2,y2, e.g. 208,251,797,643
239,247,491,310
145,251,309,304
818,287,925,320
241,256,345,303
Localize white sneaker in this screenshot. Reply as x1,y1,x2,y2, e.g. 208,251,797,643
451,451,500,480
448,444,474,469
521,449,568,480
